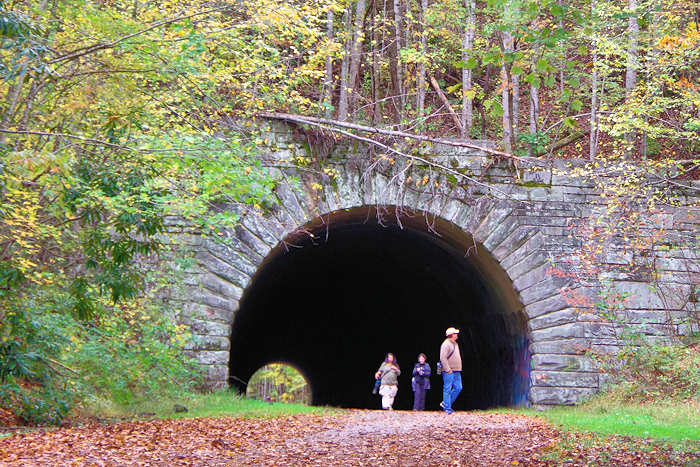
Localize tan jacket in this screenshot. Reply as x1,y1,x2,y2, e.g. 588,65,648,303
440,339,462,372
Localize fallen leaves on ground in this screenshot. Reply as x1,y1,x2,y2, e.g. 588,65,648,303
0,410,697,466
537,430,700,466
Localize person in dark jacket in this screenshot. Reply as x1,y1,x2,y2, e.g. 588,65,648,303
411,353,431,411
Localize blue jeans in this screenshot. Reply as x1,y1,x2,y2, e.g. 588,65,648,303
442,371,462,411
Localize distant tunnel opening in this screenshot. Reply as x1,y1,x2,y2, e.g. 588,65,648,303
229,207,530,410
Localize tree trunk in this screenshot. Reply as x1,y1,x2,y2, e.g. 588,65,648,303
393,0,405,114
558,0,565,96
529,82,539,156
371,1,381,124
590,61,598,160
461,0,475,138
348,0,368,122
501,31,514,153
642,0,659,159
430,75,463,132
625,0,638,149
0,62,28,146
512,73,519,136
590,0,599,160
323,8,334,117
418,0,428,122
337,6,352,121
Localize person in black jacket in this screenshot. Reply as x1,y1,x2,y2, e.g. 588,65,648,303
411,353,431,411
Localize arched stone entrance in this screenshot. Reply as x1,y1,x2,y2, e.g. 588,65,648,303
171,137,699,407
228,206,530,410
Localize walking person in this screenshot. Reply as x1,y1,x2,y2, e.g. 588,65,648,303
374,353,400,410
440,327,462,414
411,353,431,411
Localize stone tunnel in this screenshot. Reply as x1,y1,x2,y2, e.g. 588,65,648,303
228,207,529,411
167,127,699,409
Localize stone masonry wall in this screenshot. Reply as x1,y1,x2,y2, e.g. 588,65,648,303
165,125,699,406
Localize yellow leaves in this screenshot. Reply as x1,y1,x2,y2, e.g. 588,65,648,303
322,167,339,179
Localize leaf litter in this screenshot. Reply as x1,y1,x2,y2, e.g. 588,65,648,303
0,410,697,466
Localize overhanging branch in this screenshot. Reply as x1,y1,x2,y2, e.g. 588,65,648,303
262,116,531,205
258,112,535,163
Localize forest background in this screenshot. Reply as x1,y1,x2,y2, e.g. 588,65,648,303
0,0,698,424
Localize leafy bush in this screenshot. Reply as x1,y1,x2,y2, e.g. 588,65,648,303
597,343,700,402
63,300,202,409
0,282,202,425
0,382,73,425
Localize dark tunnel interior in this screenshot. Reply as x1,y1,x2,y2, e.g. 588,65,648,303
229,207,530,410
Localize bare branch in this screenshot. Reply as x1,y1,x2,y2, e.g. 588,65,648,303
259,112,535,163
268,115,531,205
48,7,234,65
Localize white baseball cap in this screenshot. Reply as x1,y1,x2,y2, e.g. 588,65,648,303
445,327,460,336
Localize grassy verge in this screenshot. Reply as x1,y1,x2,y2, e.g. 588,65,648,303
524,400,699,443
498,397,698,453
501,400,698,444
497,398,699,464
80,390,338,421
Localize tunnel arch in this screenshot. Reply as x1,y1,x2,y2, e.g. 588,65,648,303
228,206,531,410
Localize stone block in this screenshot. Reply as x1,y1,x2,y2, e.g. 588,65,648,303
531,370,598,388
519,276,566,305
204,237,262,274
531,322,583,341
188,335,230,351
522,168,552,185
529,308,579,331
234,225,273,259
514,263,550,292
472,204,514,242
194,350,229,366
196,252,251,290
580,321,617,339
531,354,597,372
200,272,244,300
524,293,569,319
500,231,545,270
491,226,538,262
529,386,596,405
504,251,548,283
190,320,231,337
482,218,519,251
205,365,229,383
275,180,311,225
529,338,591,355
613,281,690,310
201,306,235,325
187,290,235,312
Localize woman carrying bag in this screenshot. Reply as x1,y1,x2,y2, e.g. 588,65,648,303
374,353,400,410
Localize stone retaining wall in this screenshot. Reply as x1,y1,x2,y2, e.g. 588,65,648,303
165,125,699,406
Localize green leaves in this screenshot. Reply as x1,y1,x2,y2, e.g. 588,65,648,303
535,58,550,73
571,99,583,112
524,72,541,89
456,56,479,70
0,6,39,40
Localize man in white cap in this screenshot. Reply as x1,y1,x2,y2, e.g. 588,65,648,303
439,327,462,414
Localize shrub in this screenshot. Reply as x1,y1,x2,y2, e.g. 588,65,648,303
0,283,202,425
597,342,700,402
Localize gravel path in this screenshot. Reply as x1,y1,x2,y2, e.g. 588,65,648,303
0,410,557,466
